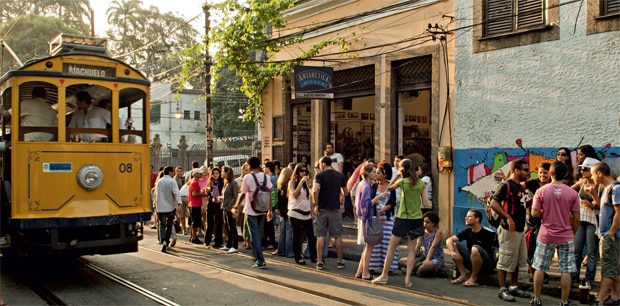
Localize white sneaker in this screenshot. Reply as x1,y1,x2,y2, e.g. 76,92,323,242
219,246,230,251
227,247,238,253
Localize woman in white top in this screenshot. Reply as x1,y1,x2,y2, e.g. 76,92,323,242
418,163,432,213
288,163,316,265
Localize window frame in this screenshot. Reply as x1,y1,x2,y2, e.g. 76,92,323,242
483,0,546,37
586,0,620,35
472,0,559,53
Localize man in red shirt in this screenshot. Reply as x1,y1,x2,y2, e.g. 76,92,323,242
188,168,207,244
150,165,157,189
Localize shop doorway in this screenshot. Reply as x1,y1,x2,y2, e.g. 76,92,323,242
399,89,431,163
292,103,311,163
331,96,374,164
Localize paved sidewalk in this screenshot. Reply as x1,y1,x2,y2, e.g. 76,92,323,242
335,218,601,303
149,217,602,304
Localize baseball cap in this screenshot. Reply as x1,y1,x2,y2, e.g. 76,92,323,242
193,168,204,174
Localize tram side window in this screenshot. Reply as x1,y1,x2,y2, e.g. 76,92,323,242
14,85,58,142
119,88,146,144
67,87,112,142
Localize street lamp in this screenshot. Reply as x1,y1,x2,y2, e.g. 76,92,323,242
174,103,182,119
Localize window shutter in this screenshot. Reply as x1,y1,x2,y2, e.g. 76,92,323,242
150,104,161,124
603,0,620,15
485,0,515,36
517,0,544,29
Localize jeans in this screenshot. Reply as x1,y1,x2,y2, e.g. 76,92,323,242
247,214,265,264
223,211,238,249
277,215,294,257
572,221,599,282
158,210,176,245
262,217,276,247
291,217,316,262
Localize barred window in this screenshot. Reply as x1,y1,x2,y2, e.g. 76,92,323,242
194,111,201,120
484,0,545,36
183,110,190,120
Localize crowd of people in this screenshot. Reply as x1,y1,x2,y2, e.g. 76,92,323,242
485,145,620,306
150,144,620,306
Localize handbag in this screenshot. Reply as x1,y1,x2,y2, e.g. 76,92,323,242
364,215,383,246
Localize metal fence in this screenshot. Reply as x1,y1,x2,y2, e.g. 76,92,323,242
150,134,254,170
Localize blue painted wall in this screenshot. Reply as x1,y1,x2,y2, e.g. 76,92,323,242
451,146,620,234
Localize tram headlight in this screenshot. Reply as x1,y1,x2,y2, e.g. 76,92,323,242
76,165,104,191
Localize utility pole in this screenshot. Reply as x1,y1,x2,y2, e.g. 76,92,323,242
203,3,213,168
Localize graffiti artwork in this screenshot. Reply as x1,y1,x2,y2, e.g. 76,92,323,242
453,142,620,234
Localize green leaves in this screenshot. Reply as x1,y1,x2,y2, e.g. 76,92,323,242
199,0,346,123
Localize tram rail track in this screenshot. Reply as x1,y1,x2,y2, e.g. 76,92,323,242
137,244,474,306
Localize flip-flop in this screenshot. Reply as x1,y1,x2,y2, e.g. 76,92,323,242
462,281,479,287
451,277,467,285
362,275,373,281
371,279,388,285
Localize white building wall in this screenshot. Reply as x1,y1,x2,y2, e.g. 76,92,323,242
453,2,620,149
149,82,205,148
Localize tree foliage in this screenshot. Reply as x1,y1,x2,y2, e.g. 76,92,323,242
105,0,200,86
0,15,81,73
212,67,255,141
0,0,92,34
182,0,347,123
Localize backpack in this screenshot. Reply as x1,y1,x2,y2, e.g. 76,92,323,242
603,181,620,204
251,173,271,213
486,181,512,228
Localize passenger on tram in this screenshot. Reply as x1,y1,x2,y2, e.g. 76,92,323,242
2,86,57,142
68,91,111,142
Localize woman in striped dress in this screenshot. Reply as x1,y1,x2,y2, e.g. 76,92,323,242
369,161,398,273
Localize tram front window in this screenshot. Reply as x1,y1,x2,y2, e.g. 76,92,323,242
68,90,112,142
15,85,58,142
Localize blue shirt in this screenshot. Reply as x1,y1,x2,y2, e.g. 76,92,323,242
598,183,620,237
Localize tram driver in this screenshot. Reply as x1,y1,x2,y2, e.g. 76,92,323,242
2,86,57,142
68,91,112,142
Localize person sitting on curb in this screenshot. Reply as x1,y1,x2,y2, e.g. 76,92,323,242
445,209,497,287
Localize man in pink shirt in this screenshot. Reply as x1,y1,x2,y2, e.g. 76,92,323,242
232,156,273,269
530,161,580,306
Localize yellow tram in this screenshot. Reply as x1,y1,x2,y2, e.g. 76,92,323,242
0,34,151,256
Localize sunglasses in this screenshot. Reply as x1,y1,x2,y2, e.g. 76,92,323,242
580,167,590,172
557,152,568,157
520,168,530,172
300,169,307,172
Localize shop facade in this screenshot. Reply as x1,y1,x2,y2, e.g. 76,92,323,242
260,0,455,234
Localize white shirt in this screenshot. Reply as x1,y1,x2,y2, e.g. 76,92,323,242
68,105,111,141
10,97,57,141
155,175,181,213
326,152,344,172
241,172,272,216
421,175,432,208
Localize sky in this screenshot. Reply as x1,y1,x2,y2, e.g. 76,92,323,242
89,0,207,37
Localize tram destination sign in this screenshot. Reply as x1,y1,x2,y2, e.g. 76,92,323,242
62,63,116,79
293,66,334,99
